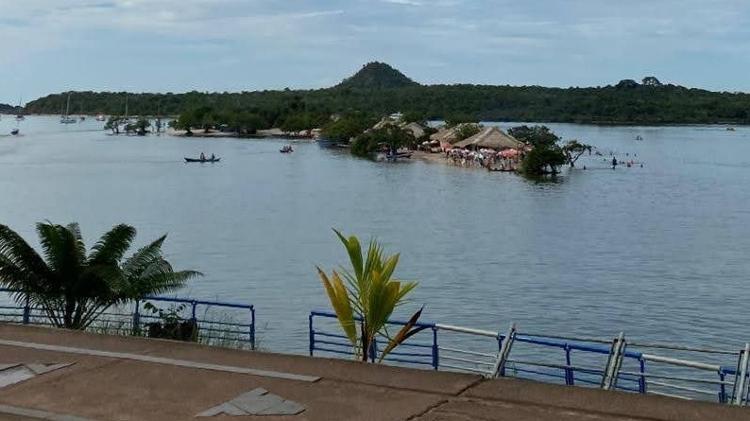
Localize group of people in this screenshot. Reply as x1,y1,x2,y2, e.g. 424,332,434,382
199,152,216,161
444,148,522,171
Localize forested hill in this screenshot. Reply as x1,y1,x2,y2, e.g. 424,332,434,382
23,63,750,125
0,103,21,114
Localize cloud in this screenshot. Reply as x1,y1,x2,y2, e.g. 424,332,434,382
381,0,422,5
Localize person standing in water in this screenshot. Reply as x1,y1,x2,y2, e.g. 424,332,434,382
612,157,618,169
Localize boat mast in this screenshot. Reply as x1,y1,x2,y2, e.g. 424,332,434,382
125,93,129,119
65,93,71,117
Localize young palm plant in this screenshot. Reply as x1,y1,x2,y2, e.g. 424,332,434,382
0,222,201,329
317,229,425,362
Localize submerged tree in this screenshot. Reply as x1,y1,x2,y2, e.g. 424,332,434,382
0,222,201,330
317,230,425,362
562,140,592,167
351,124,414,157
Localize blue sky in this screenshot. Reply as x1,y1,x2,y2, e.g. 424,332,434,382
1,0,749,104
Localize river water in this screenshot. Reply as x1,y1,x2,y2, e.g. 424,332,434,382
1,116,748,353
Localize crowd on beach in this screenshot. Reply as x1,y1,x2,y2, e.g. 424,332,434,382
445,148,524,171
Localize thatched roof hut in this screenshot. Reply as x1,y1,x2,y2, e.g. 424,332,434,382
453,127,523,150
402,122,425,139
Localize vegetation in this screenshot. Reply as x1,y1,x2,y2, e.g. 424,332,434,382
321,113,375,143
0,103,22,114
316,230,425,362
351,124,415,157
0,222,201,330
455,123,481,141
561,140,592,167
22,62,750,127
510,125,578,176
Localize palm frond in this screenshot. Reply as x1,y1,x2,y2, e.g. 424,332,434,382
88,224,136,266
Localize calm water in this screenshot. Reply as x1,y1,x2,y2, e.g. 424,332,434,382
1,116,749,353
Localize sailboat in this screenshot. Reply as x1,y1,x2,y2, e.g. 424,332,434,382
60,93,77,124
15,96,25,121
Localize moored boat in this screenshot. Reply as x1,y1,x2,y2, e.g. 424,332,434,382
10,129,19,136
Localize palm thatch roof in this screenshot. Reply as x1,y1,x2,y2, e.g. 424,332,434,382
453,127,523,150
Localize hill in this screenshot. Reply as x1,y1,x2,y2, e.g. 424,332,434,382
0,103,21,114
335,62,419,89
22,64,750,126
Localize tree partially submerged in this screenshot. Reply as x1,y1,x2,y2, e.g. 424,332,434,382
562,140,592,167
0,222,201,330
351,124,415,157
317,229,425,362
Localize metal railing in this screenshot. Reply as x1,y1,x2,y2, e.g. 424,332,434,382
0,289,255,350
309,311,749,405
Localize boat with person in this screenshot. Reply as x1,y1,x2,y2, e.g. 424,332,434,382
95,114,106,122
280,145,294,153
185,157,221,163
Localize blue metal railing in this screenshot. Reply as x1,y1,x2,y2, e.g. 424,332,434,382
0,289,255,349
309,311,747,404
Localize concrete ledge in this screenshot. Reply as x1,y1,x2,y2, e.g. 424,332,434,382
0,323,747,421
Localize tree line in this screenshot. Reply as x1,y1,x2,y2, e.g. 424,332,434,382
23,77,750,128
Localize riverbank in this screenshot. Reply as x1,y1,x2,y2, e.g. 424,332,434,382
0,323,745,420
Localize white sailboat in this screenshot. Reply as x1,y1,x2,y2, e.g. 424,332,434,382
60,93,77,124
15,96,25,121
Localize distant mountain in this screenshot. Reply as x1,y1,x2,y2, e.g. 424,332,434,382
335,62,419,89
0,103,22,114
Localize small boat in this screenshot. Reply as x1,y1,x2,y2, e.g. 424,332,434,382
386,151,413,160
80,116,86,121
96,114,106,122
280,145,294,153
10,129,19,135
727,127,736,131
185,157,221,163
15,115,24,121
635,135,643,141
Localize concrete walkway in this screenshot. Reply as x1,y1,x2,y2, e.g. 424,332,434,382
0,324,746,420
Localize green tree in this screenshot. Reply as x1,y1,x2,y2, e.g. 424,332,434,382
0,222,201,330
351,124,414,157
316,230,425,362
522,146,567,175
508,125,559,148
321,114,374,143
104,116,122,135
134,118,151,136
561,140,592,167
455,123,481,141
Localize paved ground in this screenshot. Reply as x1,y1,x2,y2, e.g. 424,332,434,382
0,324,747,421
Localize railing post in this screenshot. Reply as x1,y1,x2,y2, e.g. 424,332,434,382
564,346,574,385
638,358,647,394
601,332,626,391
22,294,30,325
250,306,256,350
492,323,517,378
190,300,197,322
431,326,439,370
719,370,727,404
131,300,141,335
308,313,314,356
731,343,750,406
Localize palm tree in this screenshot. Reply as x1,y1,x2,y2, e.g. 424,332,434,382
317,229,425,362
0,222,201,330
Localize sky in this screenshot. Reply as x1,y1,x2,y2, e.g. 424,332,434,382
1,0,749,104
